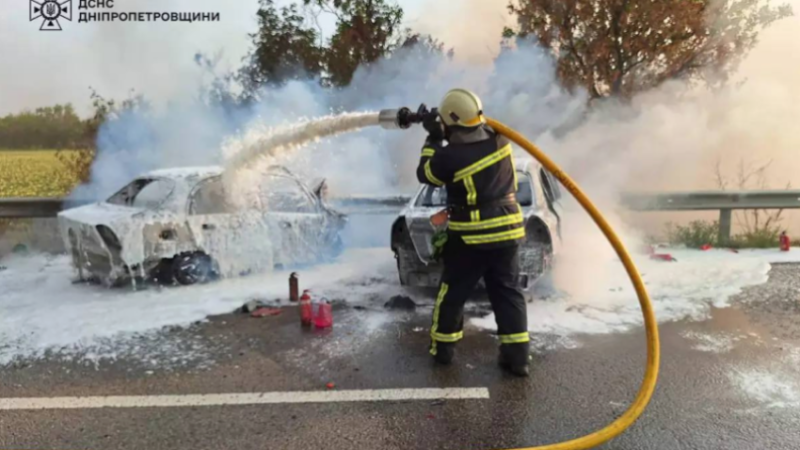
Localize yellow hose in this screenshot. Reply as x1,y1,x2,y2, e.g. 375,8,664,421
486,118,660,450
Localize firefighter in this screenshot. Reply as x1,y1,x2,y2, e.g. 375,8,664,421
416,88,530,377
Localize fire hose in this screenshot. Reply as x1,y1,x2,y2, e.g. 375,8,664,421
378,107,660,450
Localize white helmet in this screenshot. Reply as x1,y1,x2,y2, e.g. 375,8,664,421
438,88,486,128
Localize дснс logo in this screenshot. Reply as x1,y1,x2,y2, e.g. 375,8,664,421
30,0,72,31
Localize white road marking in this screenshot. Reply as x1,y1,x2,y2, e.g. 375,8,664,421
0,388,489,410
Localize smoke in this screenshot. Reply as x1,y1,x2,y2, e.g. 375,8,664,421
0,0,255,116
64,0,800,300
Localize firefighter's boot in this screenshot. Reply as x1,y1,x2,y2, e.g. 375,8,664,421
432,342,455,366
498,345,530,377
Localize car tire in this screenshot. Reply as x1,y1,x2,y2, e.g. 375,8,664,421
519,242,550,287
172,252,213,286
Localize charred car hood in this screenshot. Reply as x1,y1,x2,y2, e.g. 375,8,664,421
58,202,147,226
57,202,157,267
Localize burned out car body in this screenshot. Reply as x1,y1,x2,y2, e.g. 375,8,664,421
57,165,346,286
391,154,563,293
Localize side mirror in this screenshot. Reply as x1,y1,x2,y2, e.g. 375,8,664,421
312,178,328,201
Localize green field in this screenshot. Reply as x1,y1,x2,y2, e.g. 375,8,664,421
0,150,82,198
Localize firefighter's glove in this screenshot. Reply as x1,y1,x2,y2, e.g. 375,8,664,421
423,111,445,144
431,230,448,262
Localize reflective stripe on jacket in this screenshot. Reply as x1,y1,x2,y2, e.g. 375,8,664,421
415,127,525,249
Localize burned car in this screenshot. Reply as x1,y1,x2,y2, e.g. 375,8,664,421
58,165,346,287
391,154,563,293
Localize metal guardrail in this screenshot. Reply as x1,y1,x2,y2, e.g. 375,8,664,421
0,198,91,219
4,190,800,242
620,190,800,243
0,196,413,218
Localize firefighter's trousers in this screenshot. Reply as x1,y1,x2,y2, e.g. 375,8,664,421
430,237,530,365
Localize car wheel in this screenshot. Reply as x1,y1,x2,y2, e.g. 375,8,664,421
172,252,213,285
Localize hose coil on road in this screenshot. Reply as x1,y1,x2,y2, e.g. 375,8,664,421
486,118,661,450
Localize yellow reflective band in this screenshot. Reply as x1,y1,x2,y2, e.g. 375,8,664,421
462,114,485,126
430,283,449,356
453,144,513,181
461,227,526,245
470,209,480,222
449,212,524,231
421,148,436,158
464,175,477,205
499,332,531,344
425,160,444,186
431,331,464,343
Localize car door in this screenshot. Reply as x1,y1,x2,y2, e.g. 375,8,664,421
185,176,274,277
259,172,325,268
538,168,563,241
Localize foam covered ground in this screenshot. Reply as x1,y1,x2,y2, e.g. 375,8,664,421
472,247,800,334
2,246,799,365
0,248,402,365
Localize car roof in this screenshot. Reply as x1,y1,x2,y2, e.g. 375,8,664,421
142,166,224,180
511,151,542,174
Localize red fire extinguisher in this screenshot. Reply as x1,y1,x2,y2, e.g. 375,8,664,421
300,290,313,326
289,272,299,302
314,298,333,329
780,231,791,252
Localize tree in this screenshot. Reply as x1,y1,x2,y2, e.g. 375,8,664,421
506,0,793,99
239,0,325,99
304,0,405,87
0,104,84,150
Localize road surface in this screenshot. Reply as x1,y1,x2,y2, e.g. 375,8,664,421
2,263,800,450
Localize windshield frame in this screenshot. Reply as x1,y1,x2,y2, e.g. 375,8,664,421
105,176,177,211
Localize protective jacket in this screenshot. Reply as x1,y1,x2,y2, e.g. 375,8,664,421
416,125,525,249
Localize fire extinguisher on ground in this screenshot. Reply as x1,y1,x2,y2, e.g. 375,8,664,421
300,289,313,326
314,297,333,329
780,231,791,252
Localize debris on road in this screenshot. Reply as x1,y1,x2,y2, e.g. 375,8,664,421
650,253,677,262
384,295,416,310
646,244,678,262
326,382,335,389
430,399,445,406
242,300,267,313
413,327,424,332
251,307,282,318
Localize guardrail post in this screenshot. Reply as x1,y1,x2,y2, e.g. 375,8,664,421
718,208,732,245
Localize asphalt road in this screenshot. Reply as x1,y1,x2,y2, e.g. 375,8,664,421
2,265,800,450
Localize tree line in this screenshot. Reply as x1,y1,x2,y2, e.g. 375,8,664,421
0,0,791,151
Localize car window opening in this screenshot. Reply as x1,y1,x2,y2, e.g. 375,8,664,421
107,178,175,209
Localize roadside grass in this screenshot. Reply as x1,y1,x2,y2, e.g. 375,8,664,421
665,220,792,249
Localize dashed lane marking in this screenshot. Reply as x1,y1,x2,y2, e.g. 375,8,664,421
0,388,490,410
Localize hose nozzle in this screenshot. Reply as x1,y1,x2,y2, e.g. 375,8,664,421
378,104,437,130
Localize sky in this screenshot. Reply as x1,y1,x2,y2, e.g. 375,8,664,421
0,0,512,117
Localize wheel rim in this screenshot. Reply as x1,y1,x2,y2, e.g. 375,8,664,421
177,254,208,283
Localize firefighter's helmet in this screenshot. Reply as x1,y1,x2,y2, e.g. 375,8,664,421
438,88,486,128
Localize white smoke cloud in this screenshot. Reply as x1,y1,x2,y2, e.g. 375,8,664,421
8,0,800,291
0,0,256,116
